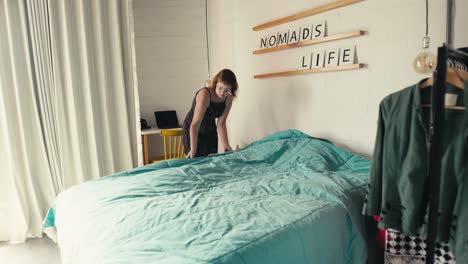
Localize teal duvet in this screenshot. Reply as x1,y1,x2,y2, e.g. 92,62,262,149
44,130,370,264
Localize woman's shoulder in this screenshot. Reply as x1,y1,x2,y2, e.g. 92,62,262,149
195,88,211,104
196,87,211,95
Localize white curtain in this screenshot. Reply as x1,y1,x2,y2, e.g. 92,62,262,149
0,0,140,242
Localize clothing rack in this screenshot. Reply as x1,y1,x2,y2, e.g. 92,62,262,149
425,44,447,264
426,45,468,264
425,2,466,263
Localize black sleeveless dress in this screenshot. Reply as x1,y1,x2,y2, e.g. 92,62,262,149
183,88,226,157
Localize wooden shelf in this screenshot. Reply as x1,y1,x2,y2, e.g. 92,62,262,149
253,0,365,31
253,30,365,54
254,63,365,79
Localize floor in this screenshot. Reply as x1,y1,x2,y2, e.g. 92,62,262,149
0,237,61,264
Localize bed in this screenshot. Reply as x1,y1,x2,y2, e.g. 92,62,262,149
43,130,371,264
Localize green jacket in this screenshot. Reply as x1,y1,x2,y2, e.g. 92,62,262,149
363,80,466,261
451,80,468,263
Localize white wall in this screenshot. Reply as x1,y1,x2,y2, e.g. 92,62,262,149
208,0,468,157
133,0,468,159
133,0,208,158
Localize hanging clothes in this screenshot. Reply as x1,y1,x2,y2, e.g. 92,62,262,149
363,80,467,262
449,80,468,263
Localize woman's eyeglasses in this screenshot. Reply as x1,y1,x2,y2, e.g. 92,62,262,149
217,87,232,93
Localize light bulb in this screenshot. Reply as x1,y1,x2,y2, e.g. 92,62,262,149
413,50,437,74
413,36,437,74
204,78,212,87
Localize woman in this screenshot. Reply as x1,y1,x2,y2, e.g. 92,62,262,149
182,69,238,158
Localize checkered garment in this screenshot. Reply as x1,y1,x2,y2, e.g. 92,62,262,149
385,229,456,264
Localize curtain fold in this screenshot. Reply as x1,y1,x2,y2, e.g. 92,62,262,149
0,0,139,242
0,0,57,242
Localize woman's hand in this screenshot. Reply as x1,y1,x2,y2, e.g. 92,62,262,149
185,150,196,158
224,145,233,152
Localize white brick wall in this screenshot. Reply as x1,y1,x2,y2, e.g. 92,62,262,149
133,0,208,159
209,0,468,157
134,0,468,159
